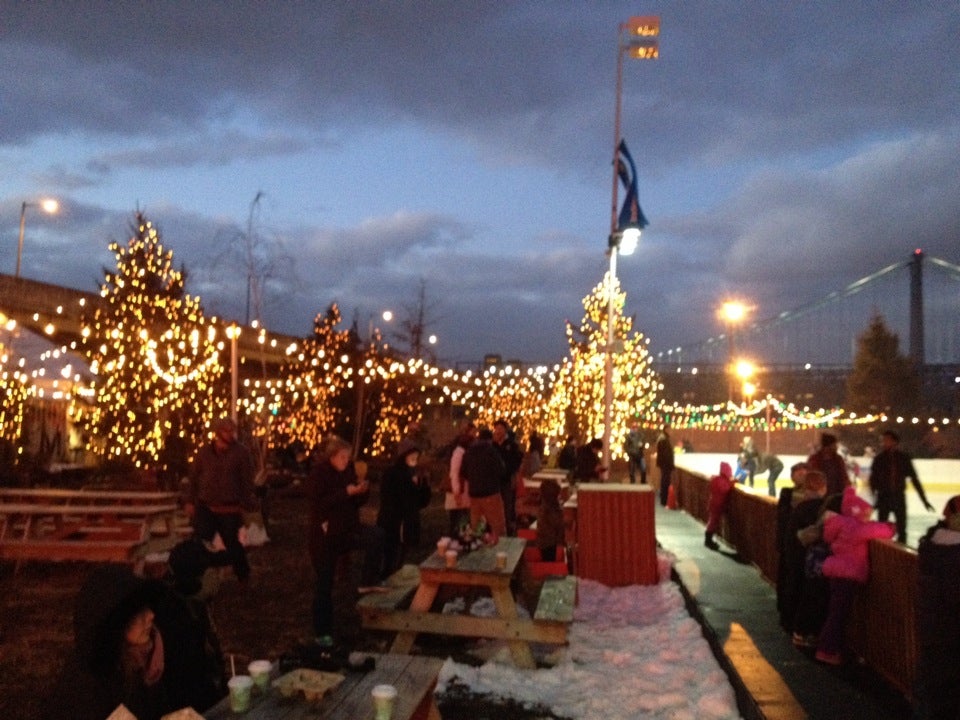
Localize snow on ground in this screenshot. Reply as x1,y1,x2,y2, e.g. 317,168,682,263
436,566,742,720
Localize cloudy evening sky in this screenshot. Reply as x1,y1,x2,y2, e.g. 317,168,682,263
2,2,958,366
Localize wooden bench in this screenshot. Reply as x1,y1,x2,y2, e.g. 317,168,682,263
356,564,421,621
533,575,577,625
517,528,571,579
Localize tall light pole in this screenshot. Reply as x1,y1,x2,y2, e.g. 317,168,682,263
718,300,749,404
16,198,59,278
602,16,659,473
226,323,242,423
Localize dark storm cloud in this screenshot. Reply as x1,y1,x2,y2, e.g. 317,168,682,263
3,1,959,361
7,3,953,175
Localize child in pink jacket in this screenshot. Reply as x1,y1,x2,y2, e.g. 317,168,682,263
815,486,895,665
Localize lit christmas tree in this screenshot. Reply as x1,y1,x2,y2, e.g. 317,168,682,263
76,212,225,468
475,363,554,443
274,303,352,451
368,360,422,458
546,271,659,457
0,347,30,450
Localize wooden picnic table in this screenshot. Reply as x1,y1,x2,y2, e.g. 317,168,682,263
531,468,571,480
204,653,444,720
360,536,574,669
0,501,181,565
0,488,180,505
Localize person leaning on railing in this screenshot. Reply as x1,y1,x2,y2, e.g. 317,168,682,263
912,495,960,720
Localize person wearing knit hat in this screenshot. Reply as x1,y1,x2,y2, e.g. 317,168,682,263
806,432,851,497
814,487,895,665
186,416,258,583
704,461,735,550
45,565,226,720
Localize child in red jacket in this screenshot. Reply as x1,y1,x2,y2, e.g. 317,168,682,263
705,461,735,550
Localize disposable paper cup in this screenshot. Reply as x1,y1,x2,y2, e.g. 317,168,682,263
371,683,398,720
495,551,507,569
436,537,450,555
444,549,458,568
247,659,271,691
228,674,253,713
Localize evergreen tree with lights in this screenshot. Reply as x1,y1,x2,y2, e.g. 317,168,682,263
0,355,30,476
546,272,659,458
76,212,225,469
368,359,423,457
274,303,352,451
476,364,551,443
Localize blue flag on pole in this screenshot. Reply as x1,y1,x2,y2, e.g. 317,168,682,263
616,140,649,231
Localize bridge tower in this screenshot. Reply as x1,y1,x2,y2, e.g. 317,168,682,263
910,250,924,368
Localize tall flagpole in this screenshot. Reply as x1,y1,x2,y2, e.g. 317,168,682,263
602,17,659,476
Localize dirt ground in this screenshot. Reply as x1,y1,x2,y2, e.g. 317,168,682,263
0,467,565,719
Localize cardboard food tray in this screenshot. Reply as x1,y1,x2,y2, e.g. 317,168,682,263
272,668,345,702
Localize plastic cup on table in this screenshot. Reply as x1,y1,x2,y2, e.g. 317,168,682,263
495,551,507,569
371,683,398,720
247,659,271,692
228,674,253,713
444,549,458,568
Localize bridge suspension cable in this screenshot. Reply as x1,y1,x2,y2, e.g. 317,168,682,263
658,259,911,362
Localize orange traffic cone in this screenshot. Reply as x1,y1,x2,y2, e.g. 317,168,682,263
666,484,678,510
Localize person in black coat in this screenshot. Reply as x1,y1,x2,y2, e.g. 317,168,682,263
307,436,385,646
44,564,225,720
462,428,507,536
776,467,829,646
913,496,960,720
574,438,604,483
377,446,432,575
869,429,935,543
656,428,675,506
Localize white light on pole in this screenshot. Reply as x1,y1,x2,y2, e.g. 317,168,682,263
226,323,242,423
602,16,659,473
718,300,752,404
16,198,59,278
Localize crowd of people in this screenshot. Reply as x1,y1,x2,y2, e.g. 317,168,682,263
695,427,956,717
45,415,590,719
44,415,956,719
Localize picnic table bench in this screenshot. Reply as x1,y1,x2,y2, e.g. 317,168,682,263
0,500,182,567
0,488,180,505
358,537,576,669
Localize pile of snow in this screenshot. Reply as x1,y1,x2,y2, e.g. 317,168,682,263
436,562,742,720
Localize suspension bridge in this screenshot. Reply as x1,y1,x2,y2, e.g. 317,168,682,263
652,251,960,370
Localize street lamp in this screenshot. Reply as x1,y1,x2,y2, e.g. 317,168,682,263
16,198,59,278
225,323,242,423
718,300,751,403
602,16,659,471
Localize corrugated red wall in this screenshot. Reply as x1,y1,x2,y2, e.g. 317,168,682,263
575,484,658,586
